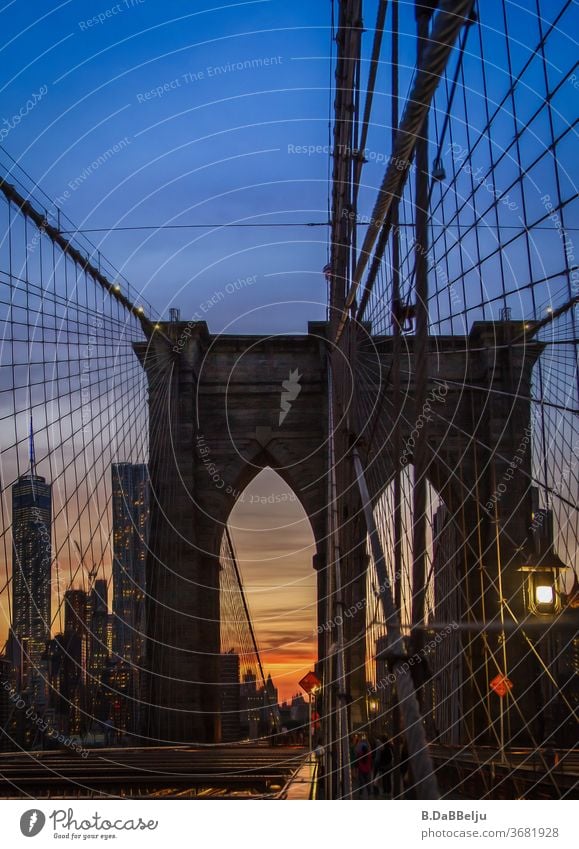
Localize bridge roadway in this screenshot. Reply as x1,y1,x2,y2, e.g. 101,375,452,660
0,745,310,799
431,746,578,799
1,744,575,799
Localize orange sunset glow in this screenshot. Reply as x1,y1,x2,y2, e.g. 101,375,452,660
228,467,317,703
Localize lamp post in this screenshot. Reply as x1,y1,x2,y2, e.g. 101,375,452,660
519,560,567,616
367,688,379,736
519,556,569,743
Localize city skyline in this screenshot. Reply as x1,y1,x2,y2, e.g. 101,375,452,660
0,458,317,707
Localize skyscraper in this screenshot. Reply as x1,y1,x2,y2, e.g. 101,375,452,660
64,589,89,638
219,651,241,743
10,454,52,706
57,589,89,734
111,463,149,738
111,463,149,666
87,579,109,722
0,655,14,750
240,670,261,739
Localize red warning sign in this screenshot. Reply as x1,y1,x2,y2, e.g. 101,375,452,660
490,674,513,698
299,671,321,695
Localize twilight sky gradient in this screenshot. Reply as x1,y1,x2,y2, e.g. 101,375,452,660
1,0,343,698
2,0,576,698
229,468,317,702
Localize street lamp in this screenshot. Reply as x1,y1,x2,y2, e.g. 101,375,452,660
366,687,380,734
517,554,568,745
519,560,567,616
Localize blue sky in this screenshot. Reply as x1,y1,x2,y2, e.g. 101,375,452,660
3,1,576,334
1,0,339,332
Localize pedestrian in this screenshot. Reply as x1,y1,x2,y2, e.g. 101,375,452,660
103,719,114,747
314,737,326,799
354,733,373,799
350,733,360,794
372,736,394,797
399,741,415,799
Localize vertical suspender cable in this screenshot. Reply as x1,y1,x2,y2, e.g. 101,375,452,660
328,371,352,799
337,0,475,341
224,526,280,733
410,0,435,671
390,0,405,798
352,446,439,798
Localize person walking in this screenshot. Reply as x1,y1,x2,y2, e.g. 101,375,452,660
314,738,326,799
399,741,415,799
373,736,394,797
349,733,360,795
354,733,373,799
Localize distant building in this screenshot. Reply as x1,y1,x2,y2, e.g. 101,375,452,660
240,670,261,738
103,658,136,742
45,636,65,726
63,589,90,734
87,579,109,723
10,466,52,708
278,700,292,728
111,463,149,738
43,584,109,740
264,673,278,707
106,614,114,655
219,651,241,742
262,673,279,731
237,669,280,737
44,630,83,736
64,589,88,638
111,464,149,666
290,693,308,725
0,655,15,750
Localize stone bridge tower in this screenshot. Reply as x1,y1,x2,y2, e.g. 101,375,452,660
135,318,542,745
134,321,328,743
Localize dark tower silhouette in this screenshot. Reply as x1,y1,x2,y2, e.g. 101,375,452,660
111,463,149,736
10,419,52,708
111,463,149,666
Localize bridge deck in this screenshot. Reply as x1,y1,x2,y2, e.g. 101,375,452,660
0,745,308,799
430,746,579,799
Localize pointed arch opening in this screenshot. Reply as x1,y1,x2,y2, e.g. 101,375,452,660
218,466,317,742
